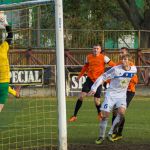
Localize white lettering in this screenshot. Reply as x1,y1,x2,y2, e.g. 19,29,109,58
10,69,43,84
34,71,41,82
71,76,78,89
18,71,24,82
24,71,28,83
79,77,86,89
12,71,18,83
28,71,34,82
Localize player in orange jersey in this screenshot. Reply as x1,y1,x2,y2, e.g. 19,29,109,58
112,47,138,141
69,44,116,122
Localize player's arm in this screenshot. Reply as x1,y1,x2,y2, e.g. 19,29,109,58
130,74,138,84
9,86,17,97
78,63,89,79
102,56,116,89
77,57,89,80
104,55,116,67
89,67,116,95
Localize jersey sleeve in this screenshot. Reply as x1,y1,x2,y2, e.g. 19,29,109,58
91,67,116,92
132,66,137,74
104,55,110,63
78,63,89,79
78,56,89,79
104,55,116,66
130,74,138,84
85,56,88,63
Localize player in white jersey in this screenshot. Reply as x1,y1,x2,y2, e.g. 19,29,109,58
88,54,137,144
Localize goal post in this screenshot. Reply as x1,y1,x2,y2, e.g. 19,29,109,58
0,0,67,150
55,0,67,150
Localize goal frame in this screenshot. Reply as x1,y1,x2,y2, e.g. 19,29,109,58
0,1,67,150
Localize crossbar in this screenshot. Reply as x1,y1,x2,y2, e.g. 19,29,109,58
0,0,54,10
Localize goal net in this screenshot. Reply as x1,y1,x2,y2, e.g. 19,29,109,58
0,1,59,150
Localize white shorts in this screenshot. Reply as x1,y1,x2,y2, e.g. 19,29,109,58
101,92,127,112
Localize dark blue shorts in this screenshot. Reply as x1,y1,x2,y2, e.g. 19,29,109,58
82,77,102,98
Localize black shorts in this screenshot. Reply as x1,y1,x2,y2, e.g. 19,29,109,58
126,91,135,107
82,77,102,98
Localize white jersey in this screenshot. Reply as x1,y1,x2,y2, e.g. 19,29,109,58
91,65,137,98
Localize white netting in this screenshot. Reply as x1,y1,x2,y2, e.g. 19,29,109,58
0,2,57,150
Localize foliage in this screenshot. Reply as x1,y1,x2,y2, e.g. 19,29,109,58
63,0,132,30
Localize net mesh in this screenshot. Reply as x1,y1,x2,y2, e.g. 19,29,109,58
1,1,55,49
0,2,57,150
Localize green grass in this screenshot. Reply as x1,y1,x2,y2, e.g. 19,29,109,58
0,96,150,149
67,96,150,144
0,97,58,150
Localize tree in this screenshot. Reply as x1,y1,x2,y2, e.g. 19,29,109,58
62,0,133,48
117,0,150,48
63,0,131,30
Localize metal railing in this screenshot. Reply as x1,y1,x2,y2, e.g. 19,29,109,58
5,29,150,49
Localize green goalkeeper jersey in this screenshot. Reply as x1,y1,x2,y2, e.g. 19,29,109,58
0,41,10,83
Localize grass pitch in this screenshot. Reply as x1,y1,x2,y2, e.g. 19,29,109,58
67,96,150,144
0,96,149,149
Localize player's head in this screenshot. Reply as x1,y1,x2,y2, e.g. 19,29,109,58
119,47,129,58
121,54,131,67
92,44,102,56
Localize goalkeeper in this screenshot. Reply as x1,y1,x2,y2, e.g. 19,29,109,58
0,12,15,111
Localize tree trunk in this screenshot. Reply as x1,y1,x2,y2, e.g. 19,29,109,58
140,32,150,48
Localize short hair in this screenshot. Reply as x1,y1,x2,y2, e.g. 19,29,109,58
93,44,101,47
121,53,131,60
120,47,129,52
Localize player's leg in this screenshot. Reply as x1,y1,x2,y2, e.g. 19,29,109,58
108,106,126,141
69,91,87,122
94,85,102,120
126,91,135,108
111,108,118,136
95,111,109,144
95,93,113,144
0,83,9,112
108,97,127,141
112,108,117,124
115,91,135,138
69,77,92,122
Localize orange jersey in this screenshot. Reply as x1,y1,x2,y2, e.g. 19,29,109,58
78,53,115,82
127,74,138,92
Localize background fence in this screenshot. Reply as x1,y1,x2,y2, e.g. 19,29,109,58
1,29,150,49
9,65,150,97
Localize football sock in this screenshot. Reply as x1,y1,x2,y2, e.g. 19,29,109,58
73,99,83,116
108,114,121,135
117,117,125,135
99,118,108,138
112,114,116,124
96,104,101,114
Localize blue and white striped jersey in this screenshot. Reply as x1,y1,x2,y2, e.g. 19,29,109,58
91,65,137,98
